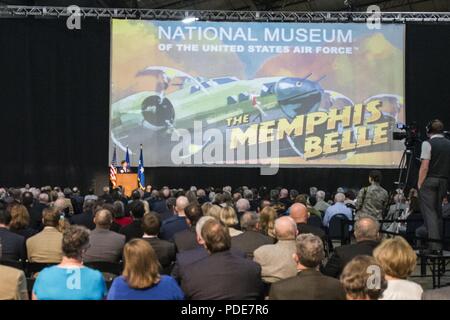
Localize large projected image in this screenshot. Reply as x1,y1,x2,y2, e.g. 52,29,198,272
110,20,405,167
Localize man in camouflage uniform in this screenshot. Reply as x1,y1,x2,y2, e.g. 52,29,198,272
355,170,389,220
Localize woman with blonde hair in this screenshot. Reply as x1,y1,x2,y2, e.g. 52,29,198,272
218,206,242,237
8,204,37,239
201,202,213,216
374,237,423,300
259,206,277,239
205,204,221,220
107,239,184,300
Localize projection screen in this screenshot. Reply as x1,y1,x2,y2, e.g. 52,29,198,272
110,20,405,168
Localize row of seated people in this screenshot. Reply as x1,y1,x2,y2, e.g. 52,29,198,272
0,195,440,300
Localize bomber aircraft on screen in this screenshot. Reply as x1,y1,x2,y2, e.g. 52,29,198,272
110,66,403,164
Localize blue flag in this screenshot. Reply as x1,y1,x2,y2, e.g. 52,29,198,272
111,145,118,167
125,146,130,165
138,145,145,190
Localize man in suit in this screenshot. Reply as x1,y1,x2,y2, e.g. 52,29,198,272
235,198,250,223
160,196,189,241
269,233,346,300
84,209,125,263
69,199,96,230
173,204,203,252
322,215,380,278
142,212,176,274
253,216,298,283
180,219,263,300
70,187,85,215
290,203,326,243
171,216,216,281
278,188,293,212
26,207,63,263
147,190,172,221
0,208,26,261
231,211,274,258
118,160,131,173
119,200,145,242
27,193,49,231
0,265,28,300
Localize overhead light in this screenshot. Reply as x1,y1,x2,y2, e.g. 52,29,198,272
182,16,198,24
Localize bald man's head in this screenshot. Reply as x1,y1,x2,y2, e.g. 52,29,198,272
275,216,298,240
94,209,113,229
290,203,308,224
334,193,346,203
354,215,380,242
280,188,289,198
176,196,189,216
53,198,67,212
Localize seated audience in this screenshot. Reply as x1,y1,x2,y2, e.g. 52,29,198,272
107,239,183,300
219,206,242,237
32,225,106,300
119,200,146,242
340,255,387,300
83,209,125,263
323,215,380,278
0,265,28,300
69,199,96,230
231,212,274,258
259,206,277,239
180,219,263,300
174,204,203,252
253,216,298,283
323,193,353,228
8,204,38,239
0,208,26,261
374,237,423,300
289,203,325,241
269,233,346,300
26,207,63,263
142,213,176,274
160,196,189,241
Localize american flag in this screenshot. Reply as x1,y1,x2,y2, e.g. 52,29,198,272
110,146,118,188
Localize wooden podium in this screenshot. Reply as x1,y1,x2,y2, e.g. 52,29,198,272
116,173,138,197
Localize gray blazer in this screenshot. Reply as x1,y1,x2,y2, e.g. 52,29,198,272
84,228,125,263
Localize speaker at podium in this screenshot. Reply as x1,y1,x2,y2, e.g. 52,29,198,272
116,173,138,197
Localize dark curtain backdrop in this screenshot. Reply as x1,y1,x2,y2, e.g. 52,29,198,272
0,19,110,192
0,20,449,193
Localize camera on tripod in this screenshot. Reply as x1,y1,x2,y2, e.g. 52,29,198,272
393,123,420,148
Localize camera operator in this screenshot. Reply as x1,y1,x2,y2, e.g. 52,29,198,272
418,119,450,254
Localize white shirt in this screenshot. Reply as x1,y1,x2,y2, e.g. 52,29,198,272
380,279,423,300
420,134,445,160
